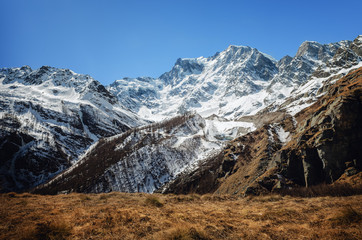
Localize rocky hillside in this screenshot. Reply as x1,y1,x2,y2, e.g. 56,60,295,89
160,67,362,195
0,66,144,192
33,113,227,194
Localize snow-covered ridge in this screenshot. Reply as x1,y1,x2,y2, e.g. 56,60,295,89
108,37,360,121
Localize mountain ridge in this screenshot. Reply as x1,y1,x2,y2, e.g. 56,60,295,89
1,35,361,193
108,38,359,121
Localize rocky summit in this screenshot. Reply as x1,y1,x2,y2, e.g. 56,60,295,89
1,36,361,194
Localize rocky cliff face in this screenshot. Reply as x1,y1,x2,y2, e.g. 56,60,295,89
0,66,144,192
160,67,362,195
277,68,362,187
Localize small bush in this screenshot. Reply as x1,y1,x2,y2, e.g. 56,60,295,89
145,195,163,207
79,194,91,201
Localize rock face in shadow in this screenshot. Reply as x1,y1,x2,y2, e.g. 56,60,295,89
160,68,362,195
278,67,362,187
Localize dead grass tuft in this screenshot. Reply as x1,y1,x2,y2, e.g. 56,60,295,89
78,194,91,201
161,226,211,240
145,195,164,207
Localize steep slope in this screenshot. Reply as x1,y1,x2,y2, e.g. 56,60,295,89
33,113,232,194
0,66,144,192
160,67,362,195
108,39,354,120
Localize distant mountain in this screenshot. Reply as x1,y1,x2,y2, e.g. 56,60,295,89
0,66,144,192
108,39,354,120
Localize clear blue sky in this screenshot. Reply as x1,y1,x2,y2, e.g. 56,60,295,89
1,0,361,85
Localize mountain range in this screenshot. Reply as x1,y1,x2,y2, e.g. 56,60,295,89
1,35,361,194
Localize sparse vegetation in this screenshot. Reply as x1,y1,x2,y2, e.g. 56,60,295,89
0,192,361,239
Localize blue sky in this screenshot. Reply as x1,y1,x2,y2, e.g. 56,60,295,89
1,0,361,85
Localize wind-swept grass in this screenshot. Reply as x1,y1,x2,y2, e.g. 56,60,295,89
0,192,361,239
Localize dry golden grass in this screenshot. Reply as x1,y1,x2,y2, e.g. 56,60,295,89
0,192,361,240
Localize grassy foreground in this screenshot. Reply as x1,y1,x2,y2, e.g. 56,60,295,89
0,192,361,240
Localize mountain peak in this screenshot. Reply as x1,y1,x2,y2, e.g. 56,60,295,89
295,41,323,58
20,65,32,71
226,44,251,50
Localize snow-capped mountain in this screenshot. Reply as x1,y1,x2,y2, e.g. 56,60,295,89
108,39,356,121
159,37,362,195
2,36,361,194
0,66,144,192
